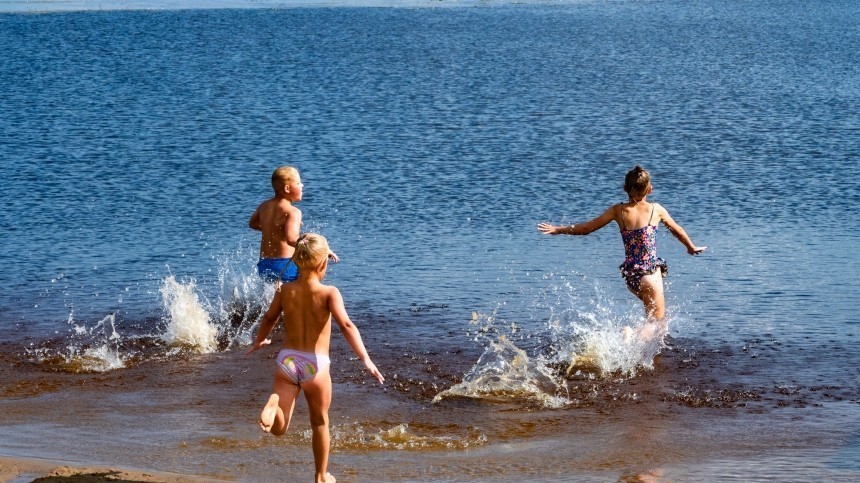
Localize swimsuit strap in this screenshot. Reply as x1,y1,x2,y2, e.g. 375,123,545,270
619,202,655,231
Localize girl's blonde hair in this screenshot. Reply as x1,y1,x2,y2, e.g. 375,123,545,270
292,233,329,271
271,166,299,192
624,165,651,200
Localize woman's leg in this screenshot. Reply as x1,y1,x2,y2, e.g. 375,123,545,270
301,367,334,483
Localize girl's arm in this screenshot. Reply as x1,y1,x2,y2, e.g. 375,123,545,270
245,290,282,355
328,287,385,384
538,205,616,235
656,204,706,255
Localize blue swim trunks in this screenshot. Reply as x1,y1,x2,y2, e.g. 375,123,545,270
257,258,298,283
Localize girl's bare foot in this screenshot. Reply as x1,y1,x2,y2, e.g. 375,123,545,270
622,325,635,343
260,394,280,432
316,472,336,483
636,322,665,342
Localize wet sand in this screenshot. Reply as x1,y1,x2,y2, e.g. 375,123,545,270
0,456,217,482
2,334,859,481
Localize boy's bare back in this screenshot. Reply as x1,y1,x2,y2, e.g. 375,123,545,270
249,198,302,259
249,166,304,261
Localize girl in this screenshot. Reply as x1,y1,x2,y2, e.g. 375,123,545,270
538,166,706,340
246,233,384,483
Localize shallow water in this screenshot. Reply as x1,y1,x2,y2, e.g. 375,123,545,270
1,0,859,480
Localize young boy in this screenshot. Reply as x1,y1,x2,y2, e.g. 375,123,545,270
246,233,384,483
249,166,337,284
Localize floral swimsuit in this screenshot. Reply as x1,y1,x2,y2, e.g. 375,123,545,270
619,203,668,293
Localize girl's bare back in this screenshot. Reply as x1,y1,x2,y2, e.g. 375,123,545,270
617,201,660,230
278,280,334,355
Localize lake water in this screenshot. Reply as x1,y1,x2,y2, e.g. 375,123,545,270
1,1,858,481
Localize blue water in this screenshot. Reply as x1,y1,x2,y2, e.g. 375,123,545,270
3,1,857,337
1,1,859,480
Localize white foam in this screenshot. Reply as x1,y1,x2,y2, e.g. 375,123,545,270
77,341,126,372
433,334,570,408
434,281,676,407
542,279,670,377
25,313,128,373
324,423,487,450
208,244,275,349
159,275,218,353
569,323,666,377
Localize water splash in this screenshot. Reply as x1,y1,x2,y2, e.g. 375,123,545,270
433,311,570,408
157,242,279,352
565,323,666,377
433,333,570,408
24,248,272,371
326,423,487,450
542,278,669,377
202,423,487,451
159,275,218,353
208,244,275,349
26,312,126,373
434,280,676,407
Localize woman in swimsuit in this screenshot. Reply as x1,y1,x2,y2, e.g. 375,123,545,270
537,166,706,340
246,233,384,483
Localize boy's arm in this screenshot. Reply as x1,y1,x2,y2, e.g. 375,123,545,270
245,290,282,355
285,207,302,247
328,287,384,384
656,204,706,255
538,205,616,236
249,206,262,231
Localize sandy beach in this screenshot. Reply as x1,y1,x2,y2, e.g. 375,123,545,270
0,456,217,482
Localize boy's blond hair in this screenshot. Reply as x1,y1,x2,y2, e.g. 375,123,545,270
624,165,651,200
271,166,300,192
293,233,329,270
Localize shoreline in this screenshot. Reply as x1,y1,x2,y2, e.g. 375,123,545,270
0,455,219,483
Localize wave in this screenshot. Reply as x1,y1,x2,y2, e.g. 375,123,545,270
159,275,218,352
24,312,128,373
202,423,487,452
434,281,674,408
24,247,273,373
